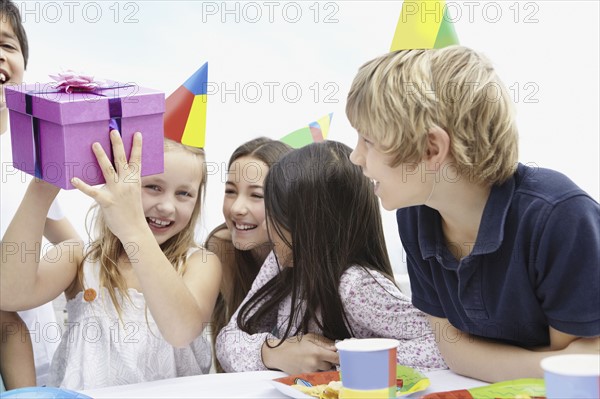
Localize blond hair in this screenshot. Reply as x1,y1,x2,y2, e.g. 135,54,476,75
346,46,518,185
78,139,207,319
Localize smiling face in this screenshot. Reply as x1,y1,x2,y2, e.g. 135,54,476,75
350,134,432,210
0,17,25,134
222,155,270,251
141,148,203,245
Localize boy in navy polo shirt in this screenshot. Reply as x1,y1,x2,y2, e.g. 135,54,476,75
346,46,599,382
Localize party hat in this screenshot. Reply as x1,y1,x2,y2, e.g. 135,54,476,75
390,0,459,51
164,62,208,148
280,113,333,149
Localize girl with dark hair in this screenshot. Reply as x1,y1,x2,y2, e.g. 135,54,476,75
216,141,447,375
205,137,293,372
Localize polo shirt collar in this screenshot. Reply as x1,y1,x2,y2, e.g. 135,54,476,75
417,172,517,260
417,206,438,259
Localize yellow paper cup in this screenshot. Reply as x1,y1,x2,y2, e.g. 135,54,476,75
541,354,600,399
336,338,399,399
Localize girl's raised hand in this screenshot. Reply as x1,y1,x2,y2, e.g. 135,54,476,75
72,130,148,242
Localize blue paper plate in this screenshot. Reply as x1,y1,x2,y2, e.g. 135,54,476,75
1,387,91,398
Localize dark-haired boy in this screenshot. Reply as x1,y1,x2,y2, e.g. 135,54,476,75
1,0,79,388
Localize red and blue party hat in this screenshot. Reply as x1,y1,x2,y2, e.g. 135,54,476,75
164,62,208,148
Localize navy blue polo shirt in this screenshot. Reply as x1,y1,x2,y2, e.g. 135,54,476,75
397,163,600,347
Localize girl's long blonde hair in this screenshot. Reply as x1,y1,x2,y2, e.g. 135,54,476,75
78,139,207,318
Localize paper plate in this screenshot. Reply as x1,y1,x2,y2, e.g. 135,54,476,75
421,378,546,399
272,365,430,398
0,387,92,398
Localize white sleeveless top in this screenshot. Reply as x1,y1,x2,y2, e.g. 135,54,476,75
49,258,211,390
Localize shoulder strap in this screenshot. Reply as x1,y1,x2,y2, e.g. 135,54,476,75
82,259,100,290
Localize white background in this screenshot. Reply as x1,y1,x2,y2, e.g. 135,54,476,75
9,0,600,276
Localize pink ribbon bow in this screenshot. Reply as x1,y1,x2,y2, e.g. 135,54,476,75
49,71,106,93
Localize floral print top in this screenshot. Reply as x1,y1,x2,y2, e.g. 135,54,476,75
216,252,447,373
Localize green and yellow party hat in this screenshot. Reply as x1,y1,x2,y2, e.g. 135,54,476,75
390,0,459,51
280,113,333,149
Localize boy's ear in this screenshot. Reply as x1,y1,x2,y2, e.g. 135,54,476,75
423,126,451,164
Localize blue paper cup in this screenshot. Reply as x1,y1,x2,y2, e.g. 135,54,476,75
335,338,399,399
541,354,600,399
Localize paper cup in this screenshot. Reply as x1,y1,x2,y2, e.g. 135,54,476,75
540,354,600,399
335,338,399,399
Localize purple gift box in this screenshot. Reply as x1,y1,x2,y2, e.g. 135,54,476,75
5,81,165,189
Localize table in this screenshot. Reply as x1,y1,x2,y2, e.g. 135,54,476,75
82,369,488,398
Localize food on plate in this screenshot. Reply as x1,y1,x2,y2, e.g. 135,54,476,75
291,380,342,399
273,365,431,398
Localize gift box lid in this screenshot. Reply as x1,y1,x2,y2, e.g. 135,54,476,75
5,81,164,125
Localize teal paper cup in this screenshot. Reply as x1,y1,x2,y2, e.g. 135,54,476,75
541,354,600,399
335,338,399,399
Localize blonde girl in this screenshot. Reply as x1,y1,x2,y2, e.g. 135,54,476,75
1,132,221,390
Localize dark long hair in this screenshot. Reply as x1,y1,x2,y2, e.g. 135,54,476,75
205,137,292,370
238,141,394,343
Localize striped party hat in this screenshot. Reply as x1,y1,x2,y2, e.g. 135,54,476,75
164,62,208,148
390,0,459,51
280,113,333,149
